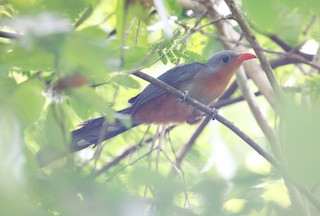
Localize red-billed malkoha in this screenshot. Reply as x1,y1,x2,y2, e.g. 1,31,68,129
71,50,256,151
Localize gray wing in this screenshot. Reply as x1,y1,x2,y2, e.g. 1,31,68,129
129,62,211,114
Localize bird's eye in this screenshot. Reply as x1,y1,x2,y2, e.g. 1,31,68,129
222,55,230,63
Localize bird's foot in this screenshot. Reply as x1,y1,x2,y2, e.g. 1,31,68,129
187,113,206,124
178,90,190,103
187,108,219,124
210,108,219,119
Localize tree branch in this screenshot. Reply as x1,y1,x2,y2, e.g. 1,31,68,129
224,0,284,102
168,114,212,177
0,31,18,39
268,34,314,61
215,113,320,212
133,70,216,115
236,67,282,159
130,69,320,212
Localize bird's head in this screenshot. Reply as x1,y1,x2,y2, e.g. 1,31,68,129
207,50,256,72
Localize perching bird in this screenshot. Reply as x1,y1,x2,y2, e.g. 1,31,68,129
70,50,256,153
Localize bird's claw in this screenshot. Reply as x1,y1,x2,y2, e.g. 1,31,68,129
210,108,219,119
178,90,190,103
187,113,206,124
187,109,219,124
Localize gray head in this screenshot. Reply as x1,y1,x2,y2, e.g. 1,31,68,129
207,50,256,70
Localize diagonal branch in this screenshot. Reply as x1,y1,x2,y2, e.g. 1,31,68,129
93,141,146,177
133,70,216,115
215,113,320,212
131,69,320,212
168,114,211,177
236,67,282,159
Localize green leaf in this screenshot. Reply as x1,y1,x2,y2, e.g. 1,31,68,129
9,79,45,127
202,38,224,59
6,0,38,12
5,12,70,53
303,73,320,99
111,74,140,89
44,103,71,149
0,78,17,105
244,0,279,32
1,45,55,71
244,0,311,45
61,28,119,78
158,51,168,65
166,51,178,64
67,86,114,121
165,0,183,18
195,179,226,215
40,0,92,20
282,99,320,186
115,0,148,47
285,0,320,14
74,6,93,29
123,47,148,69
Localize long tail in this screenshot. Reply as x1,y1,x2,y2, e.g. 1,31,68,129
38,108,140,166
70,107,140,152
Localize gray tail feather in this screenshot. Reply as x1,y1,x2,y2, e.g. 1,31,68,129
37,108,140,167
70,107,140,152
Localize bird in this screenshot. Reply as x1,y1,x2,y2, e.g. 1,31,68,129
70,50,256,152
37,50,256,166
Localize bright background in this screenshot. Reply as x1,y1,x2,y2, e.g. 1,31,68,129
0,0,319,215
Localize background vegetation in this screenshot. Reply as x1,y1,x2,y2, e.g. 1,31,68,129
0,0,320,215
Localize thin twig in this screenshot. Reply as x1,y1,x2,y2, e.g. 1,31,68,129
268,34,314,61
156,125,166,172
236,67,282,159
94,142,143,177
168,114,212,177
104,146,158,183
204,33,320,70
94,127,151,177
215,92,261,108
133,16,234,70
164,131,191,207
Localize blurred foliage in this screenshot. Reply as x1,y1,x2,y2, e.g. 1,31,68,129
0,0,319,215
282,98,320,186
243,0,320,45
